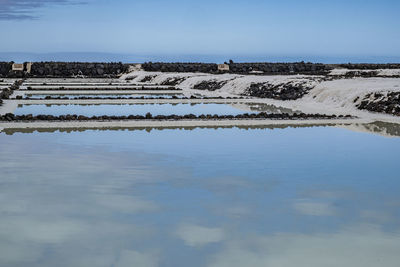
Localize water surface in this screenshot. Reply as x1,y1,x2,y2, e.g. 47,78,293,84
0,127,399,267
14,103,285,116
25,94,184,99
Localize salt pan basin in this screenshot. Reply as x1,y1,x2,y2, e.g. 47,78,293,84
25,94,184,99
14,103,290,117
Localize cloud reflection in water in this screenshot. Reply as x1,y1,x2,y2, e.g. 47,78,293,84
0,127,400,266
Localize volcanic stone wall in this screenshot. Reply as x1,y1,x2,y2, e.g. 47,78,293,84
142,62,331,74
142,62,218,73
0,62,129,77
0,62,12,77
337,63,400,69
229,62,329,74
30,62,129,77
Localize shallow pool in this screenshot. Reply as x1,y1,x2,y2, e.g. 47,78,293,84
25,94,184,99
14,103,289,116
1,126,399,267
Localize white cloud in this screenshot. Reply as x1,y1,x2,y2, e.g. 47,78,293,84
95,194,158,213
0,241,43,264
0,0,86,20
209,225,400,267
115,250,159,267
176,224,225,247
0,217,88,244
294,201,337,216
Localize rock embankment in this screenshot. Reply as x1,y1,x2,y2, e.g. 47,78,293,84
0,112,352,122
244,82,312,100
193,80,228,91
357,92,400,116
0,80,22,105
161,77,187,86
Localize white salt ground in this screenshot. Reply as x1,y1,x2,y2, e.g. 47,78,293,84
121,70,400,124
1,71,400,134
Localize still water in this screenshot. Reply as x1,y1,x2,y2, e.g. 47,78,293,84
14,103,287,116
25,94,184,99
0,126,399,267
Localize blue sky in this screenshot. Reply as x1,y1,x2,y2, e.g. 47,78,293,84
0,0,399,62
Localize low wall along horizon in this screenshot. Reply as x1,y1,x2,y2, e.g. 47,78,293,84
0,62,129,78
1,61,400,78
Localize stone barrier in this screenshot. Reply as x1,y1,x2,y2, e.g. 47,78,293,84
337,63,400,70
0,62,129,78
30,62,129,77
142,62,331,74
0,112,353,122
0,62,12,77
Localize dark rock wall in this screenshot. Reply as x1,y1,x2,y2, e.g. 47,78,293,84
1,61,400,77
337,64,400,70
30,62,129,77
142,62,218,73
142,62,331,74
229,62,329,74
0,62,12,77
0,62,129,78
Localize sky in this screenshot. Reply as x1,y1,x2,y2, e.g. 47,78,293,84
0,0,399,62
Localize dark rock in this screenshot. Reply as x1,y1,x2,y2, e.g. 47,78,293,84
244,82,312,100
193,80,227,91
357,92,400,116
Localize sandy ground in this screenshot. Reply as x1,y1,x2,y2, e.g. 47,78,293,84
121,71,400,124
